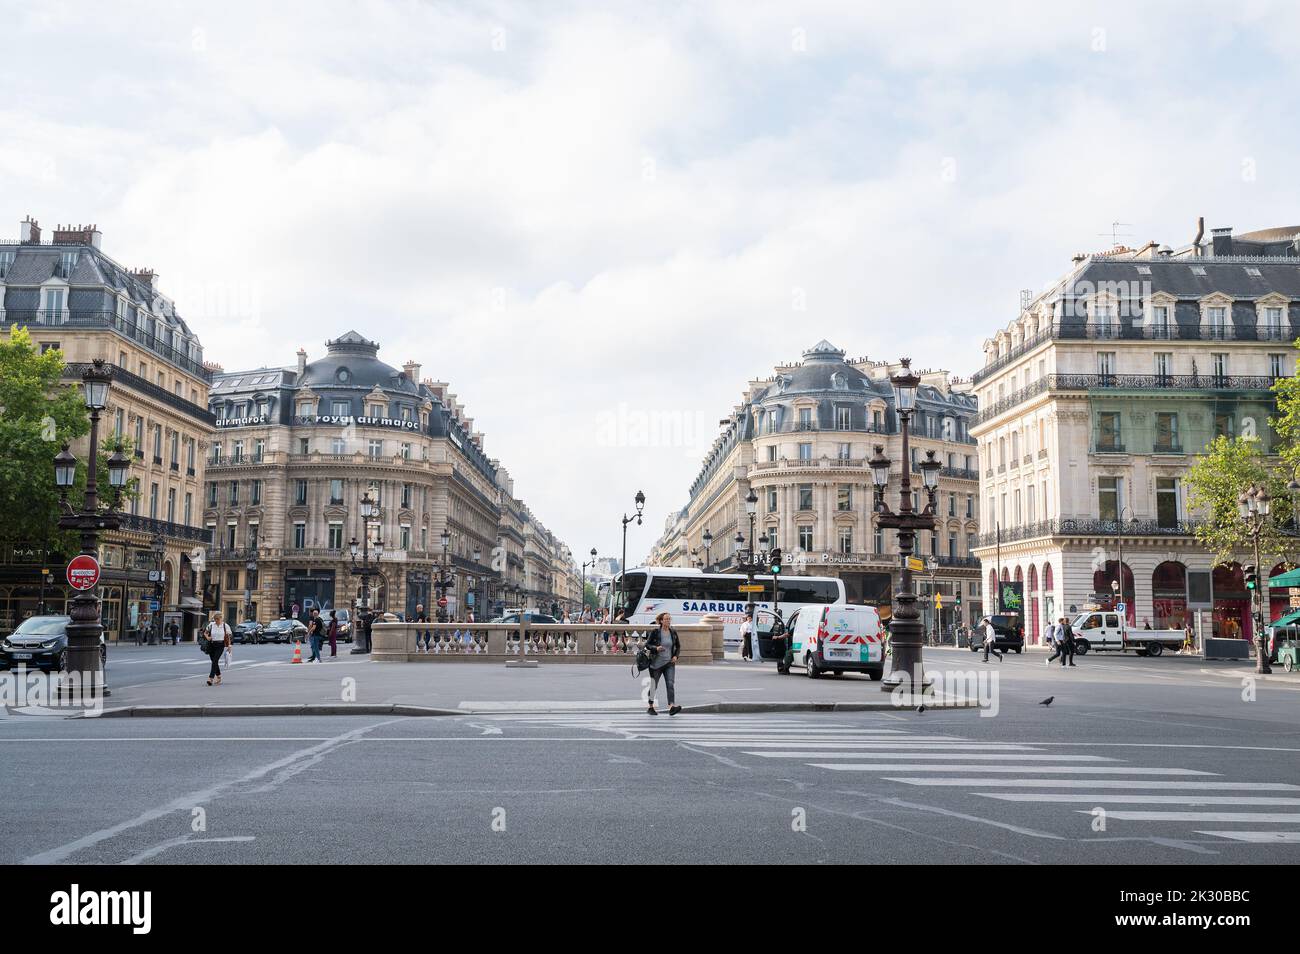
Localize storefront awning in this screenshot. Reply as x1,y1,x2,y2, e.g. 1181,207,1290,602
1269,608,1300,628
1267,567,1300,588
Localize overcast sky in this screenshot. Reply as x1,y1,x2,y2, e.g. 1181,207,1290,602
5,1,1299,565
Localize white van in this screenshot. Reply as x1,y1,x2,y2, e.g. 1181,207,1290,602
785,604,885,680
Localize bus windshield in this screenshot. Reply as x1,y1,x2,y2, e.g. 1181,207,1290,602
613,572,647,618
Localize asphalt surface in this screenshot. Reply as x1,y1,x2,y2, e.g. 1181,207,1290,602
3,645,1299,863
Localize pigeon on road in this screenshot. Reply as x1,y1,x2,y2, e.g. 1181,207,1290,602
1039,696,1054,707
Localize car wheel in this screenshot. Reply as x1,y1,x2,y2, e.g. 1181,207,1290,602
805,653,820,678
970,644,980,653
56,650,67,671
868,668,883,681
1146,641,1163,657
1014,647,1022,654
833,669,843,676
1285,657,1295,673
1074,640,1090,655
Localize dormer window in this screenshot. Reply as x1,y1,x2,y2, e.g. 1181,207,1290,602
336,368,351,383
1191,266,1207,276
830,372,848,390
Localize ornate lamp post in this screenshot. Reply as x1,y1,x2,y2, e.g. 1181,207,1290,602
869,358,941,693
1239,484,1274,674
581,547,597,617
54,359,130,699
702,528,713,570
434,527,456,621
244,554,258,623
150,531,166,645
618,490,645,615
347,488,383,653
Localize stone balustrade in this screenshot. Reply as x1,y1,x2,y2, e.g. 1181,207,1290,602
371,620,723,664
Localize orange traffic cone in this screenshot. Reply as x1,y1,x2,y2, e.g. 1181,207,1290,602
291,640,303,664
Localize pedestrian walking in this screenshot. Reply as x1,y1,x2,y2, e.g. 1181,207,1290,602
1046,617,1065,665
203,611,231,686
306,608,324,662
645,611,681,715
328,609,339,657
980,616,1003,662
1060,616,1077,667
739,606,755,661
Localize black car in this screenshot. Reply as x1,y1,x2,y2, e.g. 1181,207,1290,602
0,615,108,673
261,618,309,644
969,614,1025,653
232,621,264,644
334,609,353,643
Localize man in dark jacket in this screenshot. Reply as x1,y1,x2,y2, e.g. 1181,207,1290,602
413,604,431,653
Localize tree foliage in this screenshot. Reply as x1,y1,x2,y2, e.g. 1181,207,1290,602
0,328,138,556
1185,435,1298,568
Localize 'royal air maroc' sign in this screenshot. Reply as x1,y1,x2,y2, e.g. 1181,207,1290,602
299,415,421,431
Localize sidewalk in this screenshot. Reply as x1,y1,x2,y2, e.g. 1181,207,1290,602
89,654,979,717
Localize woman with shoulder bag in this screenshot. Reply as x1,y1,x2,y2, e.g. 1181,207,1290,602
645,611,681,716
204,611,232,686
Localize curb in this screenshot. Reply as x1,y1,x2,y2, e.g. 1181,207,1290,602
77,699,981,718
85,704,464,719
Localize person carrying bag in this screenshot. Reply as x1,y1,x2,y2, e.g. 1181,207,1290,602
203,612,232,686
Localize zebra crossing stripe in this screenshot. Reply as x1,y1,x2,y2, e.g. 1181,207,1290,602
687,739,1036,748
1194,831,1300,842
980,794,1300,805
886,778,1300,790
744,748,1052,758
1081,811,1300,822
810,765,1215,774
749,752,1115,761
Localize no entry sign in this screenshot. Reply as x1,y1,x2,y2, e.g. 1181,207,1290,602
67,554,101,591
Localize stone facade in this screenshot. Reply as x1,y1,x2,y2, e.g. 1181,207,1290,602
0,217,214,640
971,222,1300,644
653,341,983,631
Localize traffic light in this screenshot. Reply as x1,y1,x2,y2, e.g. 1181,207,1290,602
769,548,783,574
955,590,962,607
1245,564,1258,591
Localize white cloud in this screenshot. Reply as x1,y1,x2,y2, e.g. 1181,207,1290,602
3,1,1298,562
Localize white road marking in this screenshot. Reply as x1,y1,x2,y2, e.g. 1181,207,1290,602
1083,810,1300,822
812,765,1215,774
1194,831,1300,842
748,752,1115,761
20,717,402,865
896,778,1300,790
980,793,1300,805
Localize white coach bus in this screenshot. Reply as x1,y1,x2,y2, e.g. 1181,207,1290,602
609,566,846,651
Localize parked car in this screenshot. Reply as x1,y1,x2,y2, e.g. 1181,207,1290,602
784,604,885,680
0,615,107,673
232,620,264,644
261,618,309,644
969,614,1025,654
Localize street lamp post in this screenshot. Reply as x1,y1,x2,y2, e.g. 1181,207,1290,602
150,531,166,645
869,358,941,693
581,547,597,617
347,489,383,654
702,528,713,570
435,528,454,621
244,554,258,623
53,359,130,700
1239,484,1274,675
619,490,645,616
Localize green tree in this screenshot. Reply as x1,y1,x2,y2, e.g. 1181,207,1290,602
0,328,137,555
1185,435,1297,567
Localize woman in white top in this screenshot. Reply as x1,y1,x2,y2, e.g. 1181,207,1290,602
204,611,232,686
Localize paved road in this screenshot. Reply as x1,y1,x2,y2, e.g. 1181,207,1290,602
4,644,1299,863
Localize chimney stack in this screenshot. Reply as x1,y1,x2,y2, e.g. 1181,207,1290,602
19,216,40,244
403,359,421,382
296,348,308,376
1211,226,1233,257
1192,216,1205,257
131,268,160,292
53,223,101,248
